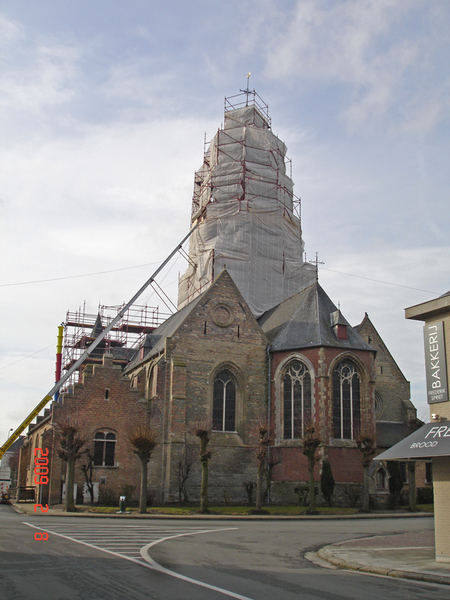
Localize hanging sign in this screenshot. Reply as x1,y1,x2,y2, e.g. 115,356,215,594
375,421,450,460
424,321,448,405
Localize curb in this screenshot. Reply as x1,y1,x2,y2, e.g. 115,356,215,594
9,504,434,521
317,546,450,586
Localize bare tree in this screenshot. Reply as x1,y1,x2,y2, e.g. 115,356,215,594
355,430,376,512
56,418,87,512
263,451,281,503
301,423,321,515
80,448,95,504
193,423,211,514
127,424,158,514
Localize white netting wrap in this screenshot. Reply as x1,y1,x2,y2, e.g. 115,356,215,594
178,105,312,316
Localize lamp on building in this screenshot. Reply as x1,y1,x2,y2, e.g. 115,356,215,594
431,414,444,421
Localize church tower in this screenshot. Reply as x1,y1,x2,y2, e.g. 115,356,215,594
178,89,314,317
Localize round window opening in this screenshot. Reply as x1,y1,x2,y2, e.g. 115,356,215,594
211,304,235,328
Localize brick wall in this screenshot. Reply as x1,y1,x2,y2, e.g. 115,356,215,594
22,353,149,506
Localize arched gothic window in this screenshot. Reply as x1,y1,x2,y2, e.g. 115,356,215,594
283,360,312,439
213,369,236,432
375,391,383,418
93,431,116,466
332,360,361,439
376,467,387,490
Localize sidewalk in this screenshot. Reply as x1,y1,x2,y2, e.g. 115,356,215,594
317,531,450,586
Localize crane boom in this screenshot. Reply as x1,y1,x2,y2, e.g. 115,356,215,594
0,222,199,459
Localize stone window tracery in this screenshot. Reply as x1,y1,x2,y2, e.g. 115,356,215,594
282,360,312,439
212,369,236,432
332,360,361,439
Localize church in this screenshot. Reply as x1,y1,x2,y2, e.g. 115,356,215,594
19,90,417,507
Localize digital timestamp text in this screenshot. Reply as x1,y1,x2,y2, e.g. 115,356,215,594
33,447,49,541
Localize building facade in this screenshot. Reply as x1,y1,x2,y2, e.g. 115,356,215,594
18,91,416,508
405,291,450,562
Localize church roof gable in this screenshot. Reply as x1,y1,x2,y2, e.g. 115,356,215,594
125,269,264,371
355,313,409,382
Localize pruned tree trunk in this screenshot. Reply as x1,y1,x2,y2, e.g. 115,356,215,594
256,460,264,511
200,454,209,514
139,455,148,514
408,461,417,512
126,424,158,515
301,424,320,515
362,464,370,512
255,424,270,512
194,425,211,514
307,456,316,513
57,417,87,512
65,458,76,512
356,431,376,513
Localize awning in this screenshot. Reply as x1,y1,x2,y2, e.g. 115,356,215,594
375,421,450,461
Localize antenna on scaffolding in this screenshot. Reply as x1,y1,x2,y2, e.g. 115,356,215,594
240,72,252,106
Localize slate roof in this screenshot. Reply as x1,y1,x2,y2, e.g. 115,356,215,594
91,314,103,337
124,292,205,373
258,282,374,353
376,421,410,449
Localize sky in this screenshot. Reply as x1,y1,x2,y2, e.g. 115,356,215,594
1,0,449,449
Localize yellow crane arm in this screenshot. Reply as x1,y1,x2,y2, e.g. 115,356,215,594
0,222,199,459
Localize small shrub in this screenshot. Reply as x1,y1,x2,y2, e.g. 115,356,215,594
342,483,362,508
120,484,136,501
417,486,434,504
320,460,335,506
243,481,255,506
147,490,156,507
294,483,309,506
294,483,318,507
98,486,116,506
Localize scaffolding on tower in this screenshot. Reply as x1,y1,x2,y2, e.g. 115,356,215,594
178,89,310,316
61,301,171,388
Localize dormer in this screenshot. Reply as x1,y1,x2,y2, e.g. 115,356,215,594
330,310,348,341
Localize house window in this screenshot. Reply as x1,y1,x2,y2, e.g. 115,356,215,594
283,360,312,439
333,360,361,439
213,370,236,431
93,432,116,466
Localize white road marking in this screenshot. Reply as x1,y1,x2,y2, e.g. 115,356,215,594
23,522,256,600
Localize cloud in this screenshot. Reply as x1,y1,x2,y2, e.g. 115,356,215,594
264,0,449,133
0,36,81,118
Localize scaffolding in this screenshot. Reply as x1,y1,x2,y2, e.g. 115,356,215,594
178,90,312,316
62,301,171,387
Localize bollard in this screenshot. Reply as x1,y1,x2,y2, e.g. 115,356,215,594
119,495,127,513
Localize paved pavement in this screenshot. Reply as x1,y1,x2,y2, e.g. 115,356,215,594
9,500,450,587
316,530,450,586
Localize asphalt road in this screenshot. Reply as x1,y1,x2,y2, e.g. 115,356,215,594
0,503,447,600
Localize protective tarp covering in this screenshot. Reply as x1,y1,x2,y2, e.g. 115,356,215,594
178,105,313,316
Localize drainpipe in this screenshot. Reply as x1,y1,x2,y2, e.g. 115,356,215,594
267,347,272,505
